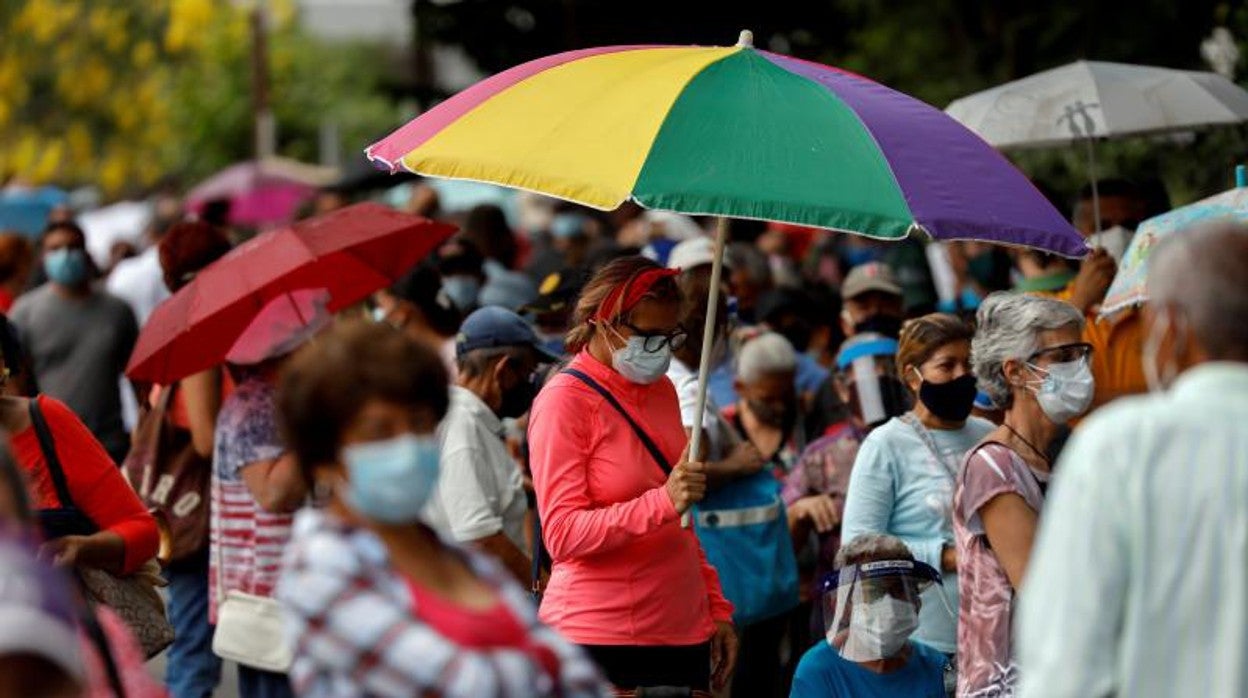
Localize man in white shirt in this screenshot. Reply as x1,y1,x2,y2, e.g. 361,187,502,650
423,306,556,583
1018,223,1248,697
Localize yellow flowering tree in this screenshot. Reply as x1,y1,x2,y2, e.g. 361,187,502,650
0,0,394,196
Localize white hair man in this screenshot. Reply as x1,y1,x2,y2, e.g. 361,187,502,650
1018,223,1248,697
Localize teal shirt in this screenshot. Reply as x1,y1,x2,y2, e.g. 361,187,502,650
841,416,993,653
791,640,947,698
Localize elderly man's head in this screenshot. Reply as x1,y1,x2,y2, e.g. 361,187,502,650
735,331,798,427
1144,223,1248,389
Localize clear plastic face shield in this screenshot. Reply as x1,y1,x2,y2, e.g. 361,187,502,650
835,335,910,429
823,559,944,662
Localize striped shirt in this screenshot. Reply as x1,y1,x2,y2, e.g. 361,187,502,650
209,377,292,622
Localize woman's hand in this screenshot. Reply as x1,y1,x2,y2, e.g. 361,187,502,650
38,532,126,574
941,545,958,572
38,535,90,568
789,494,839,534
666,447,707,514
710,620,739,691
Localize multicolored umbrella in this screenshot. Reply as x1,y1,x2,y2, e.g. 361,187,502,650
366,32,1086,493
126,202,455,384
1101,185,1248,315
368,33,1085,257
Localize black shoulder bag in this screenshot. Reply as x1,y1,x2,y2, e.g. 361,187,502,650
30,399,99,540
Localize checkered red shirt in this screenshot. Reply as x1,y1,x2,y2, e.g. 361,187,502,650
278,509,610,697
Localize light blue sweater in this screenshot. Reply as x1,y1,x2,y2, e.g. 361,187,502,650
841,415,993,654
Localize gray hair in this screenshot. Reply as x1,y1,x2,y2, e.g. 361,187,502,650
834,533,914,568
736,331,797,384
1148,223,1248,361
972,292,1084,408
726,242,772,285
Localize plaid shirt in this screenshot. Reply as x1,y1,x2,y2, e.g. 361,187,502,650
278,508,610,698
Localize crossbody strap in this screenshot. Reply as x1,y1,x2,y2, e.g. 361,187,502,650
562,368,672,475
29,398,76,509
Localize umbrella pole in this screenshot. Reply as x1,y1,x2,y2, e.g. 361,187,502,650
684,216,730,528
1085,135,1102,233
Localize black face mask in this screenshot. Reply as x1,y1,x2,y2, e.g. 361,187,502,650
498,372,539,419
854,314,903,339
916,373,977,423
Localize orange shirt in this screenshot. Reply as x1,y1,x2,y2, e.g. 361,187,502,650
1085,308,1147,409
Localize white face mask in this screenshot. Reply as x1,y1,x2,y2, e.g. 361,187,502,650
1142,309,1182,393
838,595,919,662
1027,357,1095,423
1087,225,1134,263
608,326,672,385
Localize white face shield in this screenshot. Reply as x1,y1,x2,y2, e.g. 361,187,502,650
823,559,945,662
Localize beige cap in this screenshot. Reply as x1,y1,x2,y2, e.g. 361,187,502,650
841,262,902,300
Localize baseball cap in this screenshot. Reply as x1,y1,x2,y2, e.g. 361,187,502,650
841,262,902,300
666,236,733,272
521,268,587,316
456,306,559,361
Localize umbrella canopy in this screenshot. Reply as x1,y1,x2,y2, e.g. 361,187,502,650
187,157,340,227
368,37,1086,257
0,186,68,236
1101,186,1248,315
946,61,1248,149
126,202,455,384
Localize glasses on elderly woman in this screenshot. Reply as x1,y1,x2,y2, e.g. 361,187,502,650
620,322,689,353
1027,342,1094,365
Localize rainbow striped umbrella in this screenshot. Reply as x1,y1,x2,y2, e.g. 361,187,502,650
367,32,1086,257
368,32,1087,481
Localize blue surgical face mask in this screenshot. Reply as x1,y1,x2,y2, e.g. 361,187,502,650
44,248,88,287
608,325,672,385
341,434,441,524
441,276,480,312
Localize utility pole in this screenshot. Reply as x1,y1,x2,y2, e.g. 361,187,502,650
251,3,275,159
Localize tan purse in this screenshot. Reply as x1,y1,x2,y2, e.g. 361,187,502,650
78,561,175,659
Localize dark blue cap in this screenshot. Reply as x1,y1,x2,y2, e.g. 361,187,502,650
456,306,559,361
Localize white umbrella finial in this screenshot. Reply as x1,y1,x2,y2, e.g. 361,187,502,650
737,30,754,48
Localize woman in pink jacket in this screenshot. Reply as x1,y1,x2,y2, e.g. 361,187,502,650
528,256,738,695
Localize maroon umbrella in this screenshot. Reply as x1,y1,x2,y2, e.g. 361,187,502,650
127,202,456,384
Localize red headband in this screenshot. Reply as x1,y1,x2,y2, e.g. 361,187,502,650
595,267,680,322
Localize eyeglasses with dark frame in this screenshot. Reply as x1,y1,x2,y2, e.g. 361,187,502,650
620,322,689,353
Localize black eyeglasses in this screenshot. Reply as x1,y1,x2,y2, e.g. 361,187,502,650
1027,342,1094,365
620,322,689,353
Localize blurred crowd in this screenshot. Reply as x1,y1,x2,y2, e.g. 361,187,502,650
0,175,1246,698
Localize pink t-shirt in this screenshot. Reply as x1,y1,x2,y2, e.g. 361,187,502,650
528,351,733,646
953,442,1049,697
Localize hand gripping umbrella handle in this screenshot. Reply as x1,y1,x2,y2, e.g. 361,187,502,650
683,217,730,529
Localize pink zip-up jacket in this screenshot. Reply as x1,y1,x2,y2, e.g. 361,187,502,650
529,351,733,646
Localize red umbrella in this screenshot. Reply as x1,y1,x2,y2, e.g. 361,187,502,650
127,202,456,384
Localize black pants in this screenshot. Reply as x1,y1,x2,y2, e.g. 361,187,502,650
580,643,711,691
730,612,790,698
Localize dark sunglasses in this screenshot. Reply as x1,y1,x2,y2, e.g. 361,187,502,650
620,322,689,353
